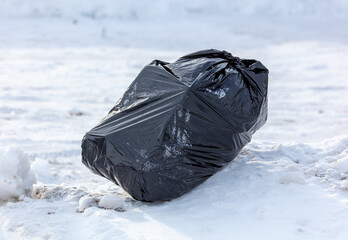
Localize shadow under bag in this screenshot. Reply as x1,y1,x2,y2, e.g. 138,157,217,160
81,49,268,202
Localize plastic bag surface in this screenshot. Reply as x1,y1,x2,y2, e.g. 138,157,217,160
81,49,268,201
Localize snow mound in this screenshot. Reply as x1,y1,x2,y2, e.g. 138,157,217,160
0,146,36,201
302,136,348,189
78,196,96,212
78,194,124,212
98,195,123,209
332,155,348,174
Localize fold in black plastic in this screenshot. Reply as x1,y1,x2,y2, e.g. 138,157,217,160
81,49,268,202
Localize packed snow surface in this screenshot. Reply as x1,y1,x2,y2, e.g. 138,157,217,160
78,196,96,212
1,0,348,239
98,195,124,209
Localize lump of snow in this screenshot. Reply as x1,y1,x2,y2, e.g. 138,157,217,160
332,156,348,174
98,195,123,209
279,171,305,184
0,146,36,201
78,196,95,212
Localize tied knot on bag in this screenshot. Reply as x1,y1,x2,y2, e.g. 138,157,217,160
221,50,243,68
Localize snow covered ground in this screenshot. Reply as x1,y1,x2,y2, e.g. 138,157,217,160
1,1,348,239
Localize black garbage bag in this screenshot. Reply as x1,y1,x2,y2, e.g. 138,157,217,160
81,49,268,202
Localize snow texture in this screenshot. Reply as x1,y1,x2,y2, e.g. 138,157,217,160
0,147,36,201
0,0,348,239
279,171,305,184
98,195,123,209
78,196,96,212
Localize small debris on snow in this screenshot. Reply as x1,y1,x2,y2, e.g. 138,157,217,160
98,195,123,210
68,109,88,117
0,146,36,201
33,185,87,200
279,171,305,184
